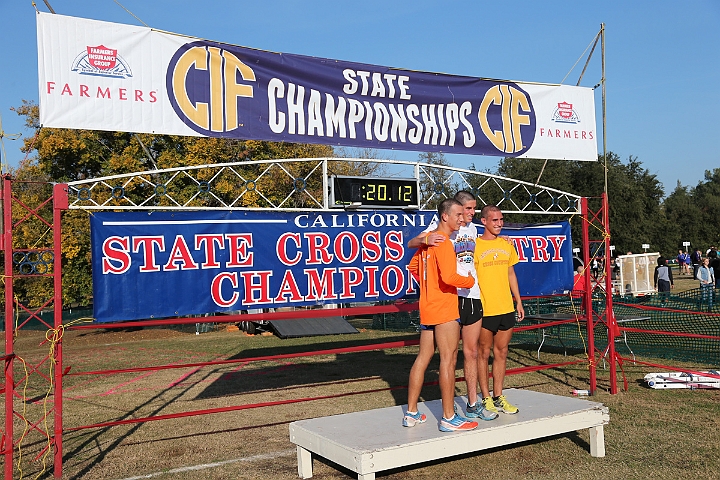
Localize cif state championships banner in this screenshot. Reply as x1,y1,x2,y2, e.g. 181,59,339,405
38,12,597,162
90,210,573,323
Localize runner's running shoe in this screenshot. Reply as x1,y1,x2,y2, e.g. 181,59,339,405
466,401,499,421
482,396,499,415
493,394,519,414
402,410,427,427
439,414,478,432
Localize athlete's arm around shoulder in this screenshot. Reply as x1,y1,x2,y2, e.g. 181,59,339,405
408,231,446,249
437,241,474,289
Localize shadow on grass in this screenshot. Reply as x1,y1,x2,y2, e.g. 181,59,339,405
194,337,438,409
61,332,442,478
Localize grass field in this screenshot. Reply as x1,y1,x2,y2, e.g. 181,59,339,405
5,317,720,480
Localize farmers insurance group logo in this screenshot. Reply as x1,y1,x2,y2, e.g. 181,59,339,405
71,45,133,79
551,101,580,124
166,41,256,134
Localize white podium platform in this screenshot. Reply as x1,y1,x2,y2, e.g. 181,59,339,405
289,388,609,480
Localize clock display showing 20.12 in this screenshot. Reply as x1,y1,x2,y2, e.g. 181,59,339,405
330,176,419,208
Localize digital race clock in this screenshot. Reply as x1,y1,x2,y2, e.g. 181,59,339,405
330,175,419,209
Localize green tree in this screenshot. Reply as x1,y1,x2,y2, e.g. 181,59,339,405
417,151,459,209
496,153,672,256
666,169,720,252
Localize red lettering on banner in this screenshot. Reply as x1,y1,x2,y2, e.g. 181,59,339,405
211,272,239,307
163,235,199,271
364,266,379,297
240,271,273,304
547,235,567,261
305,268,338,301
334,231,360,263
195,234,225,268
46,81,158,103
361,231,381,262
305,232,334,264
132,236,164,272
511,237,530,262
277,232,302,266
528,236,550,262
539,127,594,141
405,265,418,295
274,270,304,302
338,266,363,299
102,236,130,274
384,231,404,261
225,233,253,267
381,265,404,296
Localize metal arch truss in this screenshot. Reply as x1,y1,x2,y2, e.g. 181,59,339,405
66,158,581,214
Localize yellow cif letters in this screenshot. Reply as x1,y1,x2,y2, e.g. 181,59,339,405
172,46,255,132
478,84,531,154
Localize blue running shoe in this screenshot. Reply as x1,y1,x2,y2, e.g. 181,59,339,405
439,414,478,432
402,410,427,427
466,401,499,421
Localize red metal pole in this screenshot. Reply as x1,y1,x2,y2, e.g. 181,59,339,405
3,175,15,480
580,197,596,394
53,184,68,478
602,193,619,394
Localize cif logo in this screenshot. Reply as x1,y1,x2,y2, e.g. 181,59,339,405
167,41,255,134
478,84,535,155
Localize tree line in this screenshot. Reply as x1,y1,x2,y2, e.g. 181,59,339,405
495,154,720,258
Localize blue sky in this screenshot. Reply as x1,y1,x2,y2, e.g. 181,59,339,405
1,0,718,195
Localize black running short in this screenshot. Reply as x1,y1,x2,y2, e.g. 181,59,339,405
481,311,516,333
458,297,483,326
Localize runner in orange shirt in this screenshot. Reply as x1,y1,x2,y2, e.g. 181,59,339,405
404,199,478,432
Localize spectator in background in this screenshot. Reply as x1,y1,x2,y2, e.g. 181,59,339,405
590,257,599,280
691,248,703,280
677,249,690,276
709,250,720,290
698,257,715,312
572,265,588,298
653,257,673,304
610,257,620,279
610,257,621,294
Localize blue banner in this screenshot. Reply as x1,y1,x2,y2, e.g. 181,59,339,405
495,222,575,296
90,211,573,323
